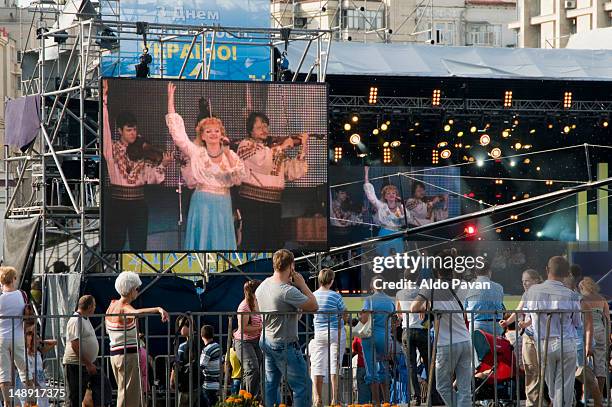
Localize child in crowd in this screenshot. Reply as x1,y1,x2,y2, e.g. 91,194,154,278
200,325,222,407
229,347,242,395
171,316,200,407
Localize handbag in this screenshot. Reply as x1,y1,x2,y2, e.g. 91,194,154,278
352,314,372,339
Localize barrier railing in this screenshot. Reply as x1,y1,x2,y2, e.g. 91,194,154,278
0,308,609,407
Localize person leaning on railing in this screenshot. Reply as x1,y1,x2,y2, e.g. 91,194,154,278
0,266,35,407
105,271,169,407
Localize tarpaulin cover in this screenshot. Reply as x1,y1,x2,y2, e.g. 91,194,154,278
287,42,612,81
4,95,41,150
2,217,39,286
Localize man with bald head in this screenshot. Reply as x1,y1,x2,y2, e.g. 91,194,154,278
522,256,581,406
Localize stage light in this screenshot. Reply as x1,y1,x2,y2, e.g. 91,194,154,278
514,142,522,149
440,149,452,159
603,120,609,128
351,114,359,123
448,119,454,125
523,193,530,198
510,214,518,220
383,147,392,164
545,180,553,186
513,119,519,126
510,160,516,167
437,141,448,148
524,158,531,164
432,89,441,106
495,179,503,185
344,123,351,131
536,231,543,238
383,141,389,147
529,129,536,134
432,149,439,164
503,90,513,108
357,153,367,158
454,143,463,148
369,87,378,104
386,120,391,125
479,134,491,146
390,140,401,148
476,159,484,167
495,228,502,233
571,124,576,129
465,144,472,148
410,144,416,148
469,157,475,162
373,128,380,135
470,126,477,133
349,133,361,145
381,123,389,131
464,225,477,236
414,122,420,127
333,147,342,162
502,130,510,138
523,144,532,149
444,124,451,132
457,131,464,137
547,123,554,129
536,166,541,171
563,125,571,134
490,148,502,158
563,91,572,109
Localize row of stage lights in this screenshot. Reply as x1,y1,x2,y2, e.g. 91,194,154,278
368,87,577,110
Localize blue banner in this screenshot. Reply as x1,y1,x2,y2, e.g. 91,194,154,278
101,0,270,80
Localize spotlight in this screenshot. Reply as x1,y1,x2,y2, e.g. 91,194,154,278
386,120,391,125
548,123,554,129
383,147,392,164
571,124,576,129
513,119,519,126
440,149,452,159
437,141,448,148
457,131,464,137
470,125,477,133
509,160,516,167
602,120,609,128
514,142,522,149
502,130,510,138
383,141,389,147
464,225,477,236
476,159,484,167
390,140,401,148
523,144,532,149
536,231,543,238
490,148,502,158
349,134,361,145
510,214,519,220
536,166,541,171
563,91,572,109
479,134,491,146
333,147,342,162
432,149,439,164
529,129,536,134
444,124,451,132
372,128,380,135
563,125,571,134
369,87,378,104
545,180,554,186
381,123,389,131
503,90,513,108
343,123,351,131
495,179,503,185
351,114,359,123
524,228,530,233
448,119,454,125
432,89,441,106
524,158,531,164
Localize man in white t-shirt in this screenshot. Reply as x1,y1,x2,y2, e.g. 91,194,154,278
64,295,101,407
411,250,472,407
0,266,34,406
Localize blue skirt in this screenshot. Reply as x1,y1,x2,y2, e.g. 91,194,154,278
185,191,236,251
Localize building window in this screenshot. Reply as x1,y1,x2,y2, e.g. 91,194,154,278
432,22,456,45
466,24,502,46
342,9,383,31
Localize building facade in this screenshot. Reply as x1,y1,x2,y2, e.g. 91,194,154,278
509,0,612,48
271,0,517,47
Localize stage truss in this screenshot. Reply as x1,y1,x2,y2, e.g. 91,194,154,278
3,1,334,280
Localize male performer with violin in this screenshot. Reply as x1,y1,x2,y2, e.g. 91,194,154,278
237,112,309,250
102,79,173,251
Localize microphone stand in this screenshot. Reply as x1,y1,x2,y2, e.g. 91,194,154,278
176,178,184,248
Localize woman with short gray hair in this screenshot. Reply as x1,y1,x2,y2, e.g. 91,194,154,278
105,271,169,407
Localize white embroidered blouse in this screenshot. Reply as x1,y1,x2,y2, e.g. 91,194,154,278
165,113,246,192
102,102,166,187
363,182,406,230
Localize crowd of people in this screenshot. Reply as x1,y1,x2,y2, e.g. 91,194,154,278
0,249,610,407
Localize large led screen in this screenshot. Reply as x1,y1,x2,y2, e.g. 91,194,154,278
101,78,328,253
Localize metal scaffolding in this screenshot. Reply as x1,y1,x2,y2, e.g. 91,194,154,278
3,0,333,278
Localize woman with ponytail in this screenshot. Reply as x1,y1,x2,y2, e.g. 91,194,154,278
233,280,263,398
166,82,246,250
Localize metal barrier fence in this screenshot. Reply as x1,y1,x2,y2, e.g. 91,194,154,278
0,308,609,407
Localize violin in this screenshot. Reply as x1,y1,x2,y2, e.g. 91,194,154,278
126,137,165,165
266,133,326,148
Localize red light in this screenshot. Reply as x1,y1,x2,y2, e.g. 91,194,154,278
465,225,477,236
467,192,475,198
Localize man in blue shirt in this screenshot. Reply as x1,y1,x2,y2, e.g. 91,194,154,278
464,262,505,336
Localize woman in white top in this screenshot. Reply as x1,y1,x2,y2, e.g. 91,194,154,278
0,266,34,407
363,166,405,254
166,82,247,250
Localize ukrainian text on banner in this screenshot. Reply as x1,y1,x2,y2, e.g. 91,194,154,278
100,0,270,80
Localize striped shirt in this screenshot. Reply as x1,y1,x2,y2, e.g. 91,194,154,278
233,300,262,341
313,289,346,332
200,342,221,390
105,300,138,354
